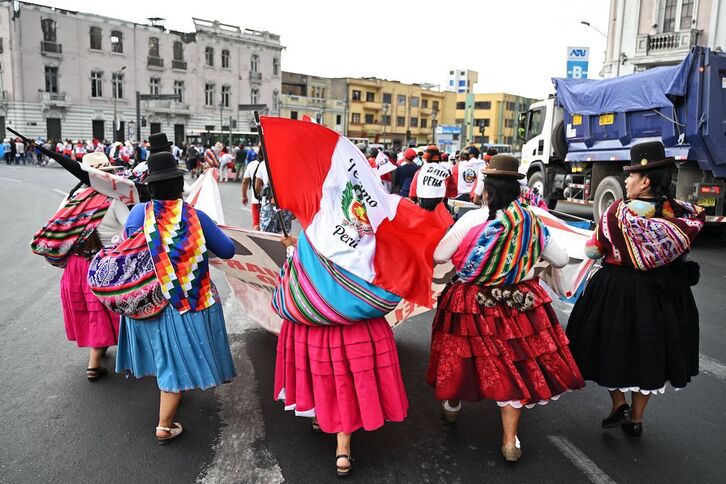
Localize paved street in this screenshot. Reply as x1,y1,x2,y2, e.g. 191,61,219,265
1,163,725,483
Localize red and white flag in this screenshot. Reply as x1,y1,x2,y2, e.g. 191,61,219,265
260,117,452,306
301,114,318,124
374,150,397,176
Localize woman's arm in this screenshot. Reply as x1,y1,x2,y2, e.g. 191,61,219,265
197,210,235,259
541,234,569,268
433,207,489,263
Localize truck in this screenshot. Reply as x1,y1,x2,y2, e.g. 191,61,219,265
517,46,726,222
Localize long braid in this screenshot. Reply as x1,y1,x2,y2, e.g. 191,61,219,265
67,180,86,199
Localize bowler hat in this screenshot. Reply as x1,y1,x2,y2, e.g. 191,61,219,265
148,133,173,154
624,141,675,172
481,154,525,179
144,151,187,183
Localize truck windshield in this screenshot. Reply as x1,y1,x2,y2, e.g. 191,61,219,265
527,109,543,141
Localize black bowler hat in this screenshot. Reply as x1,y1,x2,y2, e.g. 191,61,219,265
148,132,173,154
145,151,186,183
624,141,675,172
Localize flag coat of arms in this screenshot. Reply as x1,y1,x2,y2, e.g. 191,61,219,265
260,116,452,307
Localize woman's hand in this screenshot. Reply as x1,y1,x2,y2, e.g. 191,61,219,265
280,235,295,248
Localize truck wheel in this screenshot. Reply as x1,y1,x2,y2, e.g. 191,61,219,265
527,171,558,209
593,175,625,221
552,121,568,161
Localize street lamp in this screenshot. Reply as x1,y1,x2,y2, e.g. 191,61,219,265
580,20,607,38
112,66,126,141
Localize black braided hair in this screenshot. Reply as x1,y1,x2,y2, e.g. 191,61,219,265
67,180,86,199
641,167,681,217
484,176,521,220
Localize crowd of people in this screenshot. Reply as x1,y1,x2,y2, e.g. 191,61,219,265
26,128,705,477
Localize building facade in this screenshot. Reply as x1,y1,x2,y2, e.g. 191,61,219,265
280,71,345,133
446,69,478,94
0,1,283,144
602,0,725,77
455,92,537,153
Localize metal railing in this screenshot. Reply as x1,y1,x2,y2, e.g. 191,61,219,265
41,41,62,54
147,56,164,68
172,59,187,70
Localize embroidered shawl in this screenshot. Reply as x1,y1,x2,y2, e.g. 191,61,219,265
143,200,215,313
272,232,401,326
451,201,547,286
586,199,705,270
31,187,112,266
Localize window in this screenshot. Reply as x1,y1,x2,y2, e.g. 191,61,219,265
351,113,361,124
396,116,405,127
456,102,466,109
205,47,214,67
526,108,544,141
352,90,361,101
474,118,491,127
421,118,428,128
432,100,439,111
449,80,454,86
474,101,491,109
410,97,419,107
365,92,375,102
290,111,298,120
272,90,279,111
458,80,466,86
205,83,215,106
44,66,59,93
250,54,259,72
397,94,406,105
149,77,160,95
148,37,160,58
250,87,259,104
460,71,465,75
449,70,454,75
382,93,392,104
410,117,418,128
89,26,102,50
422,99,429,108
112,72,124,99
381,115,391,125
221,85,231,107
221,49,230,69
364,113,374,124
173,41,184,61
680,0,695,30
41,18,57,42
273,57,280,76
111,31,123,53
174,80,184,103
663,0,678,32
505,119,514,128
91,71,103,98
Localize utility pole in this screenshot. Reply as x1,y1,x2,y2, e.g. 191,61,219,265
382,103,389,149
112,66,126,142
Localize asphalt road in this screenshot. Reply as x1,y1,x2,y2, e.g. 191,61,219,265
1,163,725,484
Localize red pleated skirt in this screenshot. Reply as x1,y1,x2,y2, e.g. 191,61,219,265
274,318,409,434
426,279,584,407
60,254,120,348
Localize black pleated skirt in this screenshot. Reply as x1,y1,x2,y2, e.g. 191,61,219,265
566,260,700,391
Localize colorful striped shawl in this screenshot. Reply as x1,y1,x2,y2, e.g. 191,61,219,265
30,187,112,266
272,232,401,326
143,200,215,313
588,199,704,270
451,201,547,286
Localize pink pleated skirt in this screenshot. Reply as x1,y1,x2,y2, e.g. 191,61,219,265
60,254,120,348
274,318,409,434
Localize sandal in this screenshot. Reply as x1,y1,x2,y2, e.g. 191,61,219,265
86,367,108,381
336,454,354,477
156,422,183,445
311,418,321,433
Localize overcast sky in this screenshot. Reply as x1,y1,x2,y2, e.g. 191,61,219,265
43,0,611,99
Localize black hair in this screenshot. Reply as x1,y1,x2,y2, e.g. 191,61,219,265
484,176,521,220
640,166,681,217
68,180,85,199
148,176,185,200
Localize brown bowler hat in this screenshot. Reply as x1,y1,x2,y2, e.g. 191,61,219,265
623,141,675,172
481,154,525,179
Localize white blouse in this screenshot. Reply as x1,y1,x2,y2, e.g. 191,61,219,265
433,207,569,273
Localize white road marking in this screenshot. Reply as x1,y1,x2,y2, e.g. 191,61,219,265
700,354,726,381
53,189,67,197
548,435,617,484
0,176,22,183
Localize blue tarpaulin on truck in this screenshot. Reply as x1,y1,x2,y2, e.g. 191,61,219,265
553,64,682,115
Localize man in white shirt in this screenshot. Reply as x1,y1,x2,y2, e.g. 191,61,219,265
241,156,261,230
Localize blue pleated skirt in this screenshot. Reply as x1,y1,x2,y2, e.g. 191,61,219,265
116,303,237,392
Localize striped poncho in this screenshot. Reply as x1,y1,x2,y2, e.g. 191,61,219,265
451,200,547,286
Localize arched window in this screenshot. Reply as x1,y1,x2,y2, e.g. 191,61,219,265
272,57,280,76
250,54,259,73
250,87,259,104
173,41,184,60
111,31,123,53
205,47,214,67
41,18,57,42
272,89,279,111
148,37,160,58
89,26,102,50
221,49,230,69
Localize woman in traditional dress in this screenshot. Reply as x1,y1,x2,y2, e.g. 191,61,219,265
31,152,129,381
427,154,585,462
566,141,705,437
115,151,237,444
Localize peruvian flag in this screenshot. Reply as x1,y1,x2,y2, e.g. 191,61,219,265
260,116,452,306
374,150,397,176
301,114,318,124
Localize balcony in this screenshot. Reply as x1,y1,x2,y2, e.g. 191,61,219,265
172,59,187,70
635,30,701,59
146,100,192,115
147,56,164,68
40,41,62,56
40,91,71,109
363,102,381,110
249,71,262,82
